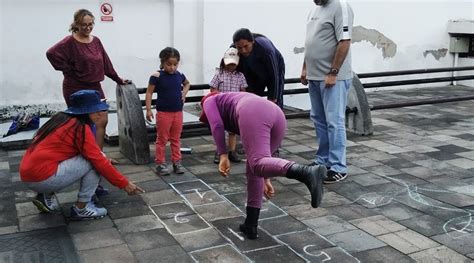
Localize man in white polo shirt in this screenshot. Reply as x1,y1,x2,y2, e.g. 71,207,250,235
300,0,354,184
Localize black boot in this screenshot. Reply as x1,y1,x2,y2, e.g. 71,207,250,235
286,164,327,208
239,206,260,240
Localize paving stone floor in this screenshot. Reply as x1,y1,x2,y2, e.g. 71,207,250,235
1,85,474,262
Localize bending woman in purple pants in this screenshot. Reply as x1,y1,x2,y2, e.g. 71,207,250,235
200,92,327,240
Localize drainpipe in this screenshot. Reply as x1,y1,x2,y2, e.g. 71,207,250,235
452,52,458,86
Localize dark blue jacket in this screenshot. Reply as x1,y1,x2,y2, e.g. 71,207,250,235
237,36,285,108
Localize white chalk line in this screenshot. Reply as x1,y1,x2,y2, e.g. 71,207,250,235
351,173,474,239
273,228,360,262
189,244,252,263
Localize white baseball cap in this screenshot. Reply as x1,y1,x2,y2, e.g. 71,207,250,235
223,47,239,65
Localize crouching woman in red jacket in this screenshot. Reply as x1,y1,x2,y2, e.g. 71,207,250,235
20,90,144,220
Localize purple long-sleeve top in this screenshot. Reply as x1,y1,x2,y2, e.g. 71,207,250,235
46,35,121,89
202,92,251,155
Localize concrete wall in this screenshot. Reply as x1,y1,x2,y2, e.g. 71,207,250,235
1,0,172,106
1,0,473,107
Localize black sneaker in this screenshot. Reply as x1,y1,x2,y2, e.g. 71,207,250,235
213,152,220,164
228,151,241,163
324,170,347,184
95,184,109,197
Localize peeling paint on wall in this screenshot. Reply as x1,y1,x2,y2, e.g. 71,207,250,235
293,47,305,54
352,26,397,58
423,48,448,60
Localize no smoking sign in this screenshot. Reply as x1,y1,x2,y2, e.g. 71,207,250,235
100,2,114,21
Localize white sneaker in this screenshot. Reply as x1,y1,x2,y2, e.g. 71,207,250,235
70,202,108,220
33,193,61,213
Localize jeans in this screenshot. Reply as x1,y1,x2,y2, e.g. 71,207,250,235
25,155,100,202
308,79,351,174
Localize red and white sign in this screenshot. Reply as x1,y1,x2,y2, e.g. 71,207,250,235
100,3,114,22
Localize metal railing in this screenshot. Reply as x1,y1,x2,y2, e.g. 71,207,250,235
135,66,474,136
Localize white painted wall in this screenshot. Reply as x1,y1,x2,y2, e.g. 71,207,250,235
1,0,172,106
1,0,473,107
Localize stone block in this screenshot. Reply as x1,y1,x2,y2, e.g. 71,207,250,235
116,83,150,164
78,244,135,263
162,214,210,235
276,229,334,253
378,229,439,254
193,201,242,222
346,75,373,135
190,244,249,262
67,216,115,234
72,228,124,251
123,229,177,252
18,213,65,232
135,245,193,263
350,215,406,236
106,200,151,219
354,246,415,263
246,245,305,262
327,229,386,253
432,230,474,255
409,245,471,263
260,215,307,236
174,228,227,252
114,214,163,233
303,215,357,236
142,189,182,206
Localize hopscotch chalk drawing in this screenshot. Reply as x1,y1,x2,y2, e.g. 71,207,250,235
352,174,474,239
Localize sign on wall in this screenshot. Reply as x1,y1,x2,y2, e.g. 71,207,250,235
100,2,113,22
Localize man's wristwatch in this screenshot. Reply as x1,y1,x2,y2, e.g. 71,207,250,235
328,68,339,75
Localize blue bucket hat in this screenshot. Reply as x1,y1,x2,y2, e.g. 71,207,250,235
64,90,109,115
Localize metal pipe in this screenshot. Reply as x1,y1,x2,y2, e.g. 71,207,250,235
363,75,474,89
453,53,459,85
370,95,474,110
136,66,474,94
357,66,474,78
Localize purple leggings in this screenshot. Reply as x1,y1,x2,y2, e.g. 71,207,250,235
237,96,294,208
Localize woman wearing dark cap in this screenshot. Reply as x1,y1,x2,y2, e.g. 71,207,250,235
20,90,143,220
232,28,285,109
200,91,326,240
46,9,128,151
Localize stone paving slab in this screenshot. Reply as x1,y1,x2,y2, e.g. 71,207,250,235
77,244,135,263
349,215,406,236
327,229,387,253
189,244,251,263
173,228,228,252
1,86,474,262
123,228,177,252
380,228,440,253
354,246,416,263
0,227,78,263
134,245,193,263
212,217,279,252
409,245,472,263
